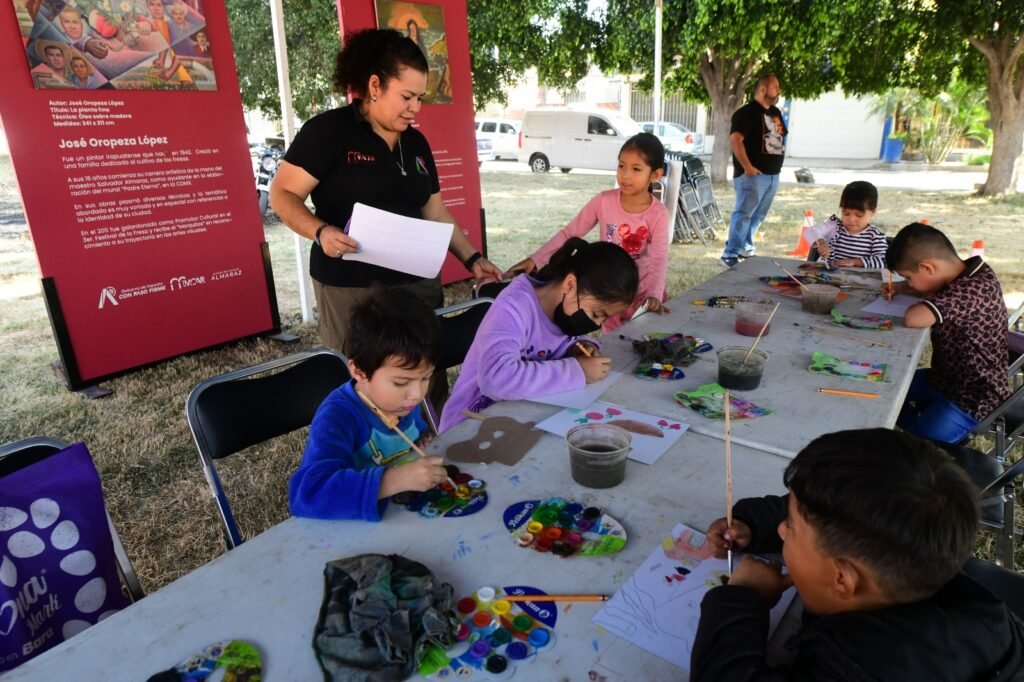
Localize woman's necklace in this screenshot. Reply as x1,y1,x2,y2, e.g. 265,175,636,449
395,136,406,176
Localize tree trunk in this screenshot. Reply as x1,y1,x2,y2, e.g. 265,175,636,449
697,50,755,184
970,35,1024,196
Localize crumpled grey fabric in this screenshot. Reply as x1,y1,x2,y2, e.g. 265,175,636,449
313,553,458,681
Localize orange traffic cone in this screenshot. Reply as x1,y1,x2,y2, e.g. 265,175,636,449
969,240,984,258
787,209,814,258
920,218,930,225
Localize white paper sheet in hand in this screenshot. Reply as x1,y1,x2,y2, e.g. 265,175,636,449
343,203,455,278
526,371,622,410
593,523,796,671
534,400,689,464
861,294,920,317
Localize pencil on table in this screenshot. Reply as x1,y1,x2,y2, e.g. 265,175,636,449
817,388,879,399
502,594,610,603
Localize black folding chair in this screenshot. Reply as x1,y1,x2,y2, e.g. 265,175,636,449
0,437,144,601
964,557,1024,618
425,299,494,432
185,349,350,549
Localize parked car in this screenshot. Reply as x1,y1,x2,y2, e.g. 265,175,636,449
476,137,494,166
640,121,704,154
474,119,520,160
518,108,643,173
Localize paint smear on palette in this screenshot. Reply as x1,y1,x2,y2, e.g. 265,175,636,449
503,498,627,558
674,384,772,420
420,585,557,681
390,465,488,518
808,352,888,382
830,309,894,331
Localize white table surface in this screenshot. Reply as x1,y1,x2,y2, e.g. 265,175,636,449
5,401,793,681
597,257,928,458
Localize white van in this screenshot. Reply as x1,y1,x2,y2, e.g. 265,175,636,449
474,119,521,160
518,108,644,173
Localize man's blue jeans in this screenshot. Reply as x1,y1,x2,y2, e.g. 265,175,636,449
723,173,779,259
897,369,979,444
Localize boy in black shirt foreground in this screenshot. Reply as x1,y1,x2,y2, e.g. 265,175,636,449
693,428,1024,681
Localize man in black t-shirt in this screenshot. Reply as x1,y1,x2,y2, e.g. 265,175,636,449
721,74,787,267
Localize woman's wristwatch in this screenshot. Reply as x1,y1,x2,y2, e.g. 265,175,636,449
463,251,483,271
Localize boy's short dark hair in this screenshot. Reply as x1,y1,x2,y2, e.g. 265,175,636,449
783,428,979,603
887,222,959,271
839,181,878,212
343,288,441,378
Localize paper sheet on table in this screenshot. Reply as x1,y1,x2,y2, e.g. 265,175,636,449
342,203,455,278
534,400,689,464
861,294,920,317
526,371,622,409
593,523,796,671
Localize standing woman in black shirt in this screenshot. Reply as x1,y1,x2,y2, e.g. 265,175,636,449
271,28,502,362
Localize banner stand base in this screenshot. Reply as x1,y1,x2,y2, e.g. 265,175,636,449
266,332,300,343
51,360,113,398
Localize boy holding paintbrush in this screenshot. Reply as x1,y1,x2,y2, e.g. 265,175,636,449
695,428,1024,680
289,288,449,521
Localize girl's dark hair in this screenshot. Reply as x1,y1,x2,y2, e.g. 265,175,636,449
839,180,879,212
332,29,429,98
535,238,638,305
620,132,665,171
783,428,978,603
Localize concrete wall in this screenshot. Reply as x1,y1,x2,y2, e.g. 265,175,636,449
786,88,885,159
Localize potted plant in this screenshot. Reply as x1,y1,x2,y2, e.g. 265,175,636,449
882,131,908,164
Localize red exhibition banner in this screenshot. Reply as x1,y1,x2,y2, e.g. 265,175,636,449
336,0,484,284
0,0,278,389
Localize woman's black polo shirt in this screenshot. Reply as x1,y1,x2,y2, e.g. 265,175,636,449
283,100,441,287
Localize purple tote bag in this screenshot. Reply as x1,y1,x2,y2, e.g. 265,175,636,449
1,442,130,672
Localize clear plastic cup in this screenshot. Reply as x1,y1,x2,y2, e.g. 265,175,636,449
567,424,631,489
802,284,840,314
717,346,767,391
735,302,774,336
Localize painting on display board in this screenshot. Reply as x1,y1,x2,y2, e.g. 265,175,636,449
374,0,451,104
14,0,216,90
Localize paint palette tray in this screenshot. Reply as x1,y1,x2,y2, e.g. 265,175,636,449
628,333,711,370
420,585,557,680
633,362,686,380
391,465,488,518
503,498,627,557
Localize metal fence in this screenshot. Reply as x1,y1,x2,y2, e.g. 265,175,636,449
630,92,701,131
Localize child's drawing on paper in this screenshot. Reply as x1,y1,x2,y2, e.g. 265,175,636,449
592,523,795,670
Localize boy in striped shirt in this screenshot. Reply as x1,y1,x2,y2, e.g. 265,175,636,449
811,181,888,268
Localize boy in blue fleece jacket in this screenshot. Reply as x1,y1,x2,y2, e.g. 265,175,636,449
289,288,448,521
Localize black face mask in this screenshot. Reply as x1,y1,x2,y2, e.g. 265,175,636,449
553,291,601,336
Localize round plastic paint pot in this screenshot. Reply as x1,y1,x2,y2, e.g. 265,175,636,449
436,497,456,512
455,484,471,498
534,538,552,552
424,488,442,503
469,640,491,658
486,655,509,673
533,508,558,525
528,628,551,648
511,615,532,632
551,542,575,557
419,505,440,518
526,521,544,534
445,464,461,478
454,472,473,485
515,532,534,547
565,532,583,547
544,527,563,541
476,586,496,603
575,518,594,532
489,627,512,646
457,597,477,614
456,623,471,641
557,511,575,527
472,611,494,629
582,506,602,520
492,600,511,616
505,642,529,661
565,502,584,516
468,479,485,491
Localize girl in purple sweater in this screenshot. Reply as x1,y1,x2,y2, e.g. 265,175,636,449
506,133,669,332
439,239,639,432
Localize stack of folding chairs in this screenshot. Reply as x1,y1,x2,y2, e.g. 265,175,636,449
667,151,724,245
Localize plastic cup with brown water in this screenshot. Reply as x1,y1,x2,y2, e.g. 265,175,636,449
801,284,840,315
567,424,631,489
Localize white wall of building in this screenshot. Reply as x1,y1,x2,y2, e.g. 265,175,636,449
786,88,884,159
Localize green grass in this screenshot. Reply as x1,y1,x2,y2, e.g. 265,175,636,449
0,163,1021,591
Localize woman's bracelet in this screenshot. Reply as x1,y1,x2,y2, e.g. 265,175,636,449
313,223,329,247
463,251,483,271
